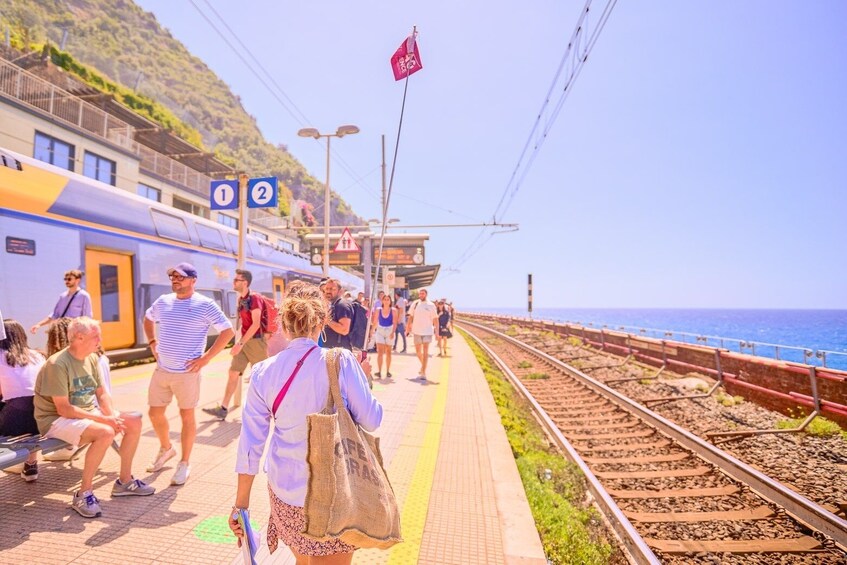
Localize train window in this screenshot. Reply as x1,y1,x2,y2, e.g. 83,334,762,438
227,234,254,257
225,290,238,318
151,210,192,243
34,132,75,171
196,224,227,251
99,264,120,322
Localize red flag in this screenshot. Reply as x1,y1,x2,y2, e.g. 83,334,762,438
390,33,423,81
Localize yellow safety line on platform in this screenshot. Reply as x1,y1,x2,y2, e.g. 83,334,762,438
385,358,450,565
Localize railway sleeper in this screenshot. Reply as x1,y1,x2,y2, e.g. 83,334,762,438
645,535,825,554
577,438,672,452
583,452,690,465
594,465,711,479
625,504,774,523
556,420,641,433
606,485,741,499
566,429,655,441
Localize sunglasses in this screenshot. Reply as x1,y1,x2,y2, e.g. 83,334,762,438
234,278,247,282
169,274,187,281
64,277,75,281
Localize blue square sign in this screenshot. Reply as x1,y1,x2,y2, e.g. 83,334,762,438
210,180,239,210
247,177,278,209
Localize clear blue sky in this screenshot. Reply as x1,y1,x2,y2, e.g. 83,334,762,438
135,0,847,309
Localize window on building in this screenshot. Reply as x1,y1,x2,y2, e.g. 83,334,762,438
250,230,269,241
172,196,210,219
33,132,75,171
137,183,161,202
83,151,116,185
218,214,238,230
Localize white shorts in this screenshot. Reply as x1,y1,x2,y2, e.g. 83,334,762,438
414,334,433,345
374,326,393,345
44,409,102,447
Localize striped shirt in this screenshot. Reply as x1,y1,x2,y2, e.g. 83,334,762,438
145,293,232,373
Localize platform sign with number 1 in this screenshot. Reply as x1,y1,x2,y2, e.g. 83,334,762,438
247,177,278,209
210,179,239,210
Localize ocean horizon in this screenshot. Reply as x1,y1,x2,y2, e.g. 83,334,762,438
468,307,847,370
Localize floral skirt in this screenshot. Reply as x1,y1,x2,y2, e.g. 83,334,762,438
266,484,356,556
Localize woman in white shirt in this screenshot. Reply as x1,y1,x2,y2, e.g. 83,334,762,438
0,319,45,481
230,282,383,564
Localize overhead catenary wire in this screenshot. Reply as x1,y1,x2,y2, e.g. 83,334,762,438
189,0,381,204
447,0,618,273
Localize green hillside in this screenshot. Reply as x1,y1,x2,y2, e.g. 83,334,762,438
0,0,362,235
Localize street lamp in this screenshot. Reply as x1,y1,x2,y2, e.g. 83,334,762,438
298,124,360,276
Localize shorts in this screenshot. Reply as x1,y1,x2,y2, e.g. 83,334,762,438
44,408,102,447
373,326,393,345
149,368,201,409
413,334,433,345
0,396,39,436
266,485,356,556
230,337,269,373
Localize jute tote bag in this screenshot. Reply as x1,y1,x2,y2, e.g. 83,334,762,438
302,348,402,549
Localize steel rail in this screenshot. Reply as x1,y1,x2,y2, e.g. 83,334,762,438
459,320,847,552
460,325,661,565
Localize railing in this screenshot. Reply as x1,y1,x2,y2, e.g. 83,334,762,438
0,57,133,149
0,56,212,197
565,321,847,370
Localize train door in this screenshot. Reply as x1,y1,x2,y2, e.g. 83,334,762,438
272,276,285,304
85,249,136,350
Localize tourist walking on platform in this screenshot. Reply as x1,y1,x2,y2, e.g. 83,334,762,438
436,301,453,357
30,270,93,334
230,282,382,562
406,288,438,381
34,317,154,518
393,290,407,353
204,269,268,421
322,278,353,350
370,294,397,379
0,319,45,481
144,263,234,485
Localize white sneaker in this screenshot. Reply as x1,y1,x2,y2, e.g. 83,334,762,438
146,445,177,472
171,461,190,485
43,446,77,462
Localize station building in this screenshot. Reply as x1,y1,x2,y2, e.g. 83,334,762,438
0,47,298,252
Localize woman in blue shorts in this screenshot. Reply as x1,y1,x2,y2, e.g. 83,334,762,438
370,294,397,379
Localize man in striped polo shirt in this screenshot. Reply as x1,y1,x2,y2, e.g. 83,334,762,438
143,263,234,486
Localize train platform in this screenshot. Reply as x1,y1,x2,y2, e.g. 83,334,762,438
0,333,546,565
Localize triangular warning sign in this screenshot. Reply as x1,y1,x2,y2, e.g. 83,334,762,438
334,227,360,252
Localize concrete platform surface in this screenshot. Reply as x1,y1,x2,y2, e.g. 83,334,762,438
0,333,545,565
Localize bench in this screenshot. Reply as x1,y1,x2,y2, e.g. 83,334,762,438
0,435,72,470
1,435,121,471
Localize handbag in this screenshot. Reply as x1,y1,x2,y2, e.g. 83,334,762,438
302,348,402,549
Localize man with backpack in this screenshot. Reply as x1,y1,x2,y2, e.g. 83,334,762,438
203,269,268,421
349,294,369,350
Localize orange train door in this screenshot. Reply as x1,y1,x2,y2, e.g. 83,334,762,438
85,249,136,350
272,276,285,304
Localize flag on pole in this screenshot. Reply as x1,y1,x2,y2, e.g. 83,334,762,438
390,31,423,81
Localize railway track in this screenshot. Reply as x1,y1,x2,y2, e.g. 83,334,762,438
459,320,847,564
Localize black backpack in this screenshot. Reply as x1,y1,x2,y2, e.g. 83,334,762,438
350,300,368,349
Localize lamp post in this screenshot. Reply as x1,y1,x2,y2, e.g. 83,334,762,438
298,125,360,276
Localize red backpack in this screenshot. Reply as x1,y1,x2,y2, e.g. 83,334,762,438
240,293,280,335
258,294,280,335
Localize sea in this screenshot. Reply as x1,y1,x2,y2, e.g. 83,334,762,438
474,308,847,371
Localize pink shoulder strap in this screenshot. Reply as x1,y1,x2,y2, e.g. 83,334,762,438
272,345,318,416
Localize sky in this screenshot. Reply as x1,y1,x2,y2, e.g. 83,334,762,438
134,0,847,309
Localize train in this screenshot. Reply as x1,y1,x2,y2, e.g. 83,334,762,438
0,146,362,356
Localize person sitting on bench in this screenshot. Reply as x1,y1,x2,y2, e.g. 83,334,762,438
0,318,45,482
34,317,155,518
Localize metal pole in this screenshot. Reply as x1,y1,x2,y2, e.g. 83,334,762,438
323,136,331,277
237,173,248,269
528,273,533,320
381,135,387,220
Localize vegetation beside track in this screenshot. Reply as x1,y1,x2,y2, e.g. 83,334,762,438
461,329,621,565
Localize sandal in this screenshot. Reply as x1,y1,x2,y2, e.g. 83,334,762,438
387,372,392,378
373,372,381,378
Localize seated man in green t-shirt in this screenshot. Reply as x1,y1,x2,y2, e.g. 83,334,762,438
34,317,154,518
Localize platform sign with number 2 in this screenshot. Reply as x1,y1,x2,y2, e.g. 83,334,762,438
247,177,278,209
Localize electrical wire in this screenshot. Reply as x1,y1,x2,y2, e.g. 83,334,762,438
446,0,618,273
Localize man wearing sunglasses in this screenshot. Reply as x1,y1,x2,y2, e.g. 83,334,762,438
30,269,93,334
143,262,234,486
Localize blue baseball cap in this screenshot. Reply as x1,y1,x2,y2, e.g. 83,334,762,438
167,262,198,278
